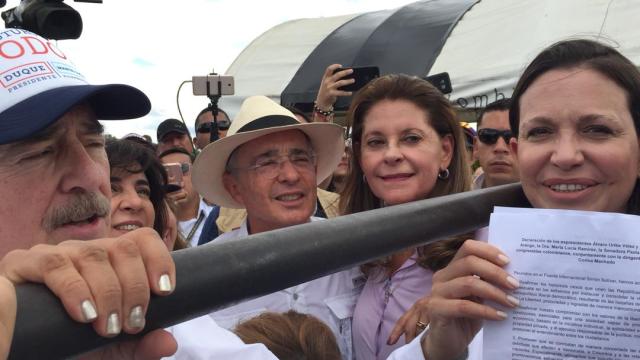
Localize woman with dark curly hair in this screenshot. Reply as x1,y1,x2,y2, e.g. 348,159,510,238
107,139,185,249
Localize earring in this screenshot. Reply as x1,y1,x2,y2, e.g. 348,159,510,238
362,174,367,183
438,168,450,180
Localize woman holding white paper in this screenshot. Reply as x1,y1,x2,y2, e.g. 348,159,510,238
340,74,472,359
388,38,640,360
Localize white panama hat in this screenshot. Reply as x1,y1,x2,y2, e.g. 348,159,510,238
192,95,344,208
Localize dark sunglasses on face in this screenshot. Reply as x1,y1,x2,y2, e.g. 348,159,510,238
197,120,231,133
477,128,513,145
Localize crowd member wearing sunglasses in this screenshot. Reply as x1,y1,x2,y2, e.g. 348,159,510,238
472,98,519,189
193,107,232,150
159,147,214,247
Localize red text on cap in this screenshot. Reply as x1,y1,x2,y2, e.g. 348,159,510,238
0,36,67,60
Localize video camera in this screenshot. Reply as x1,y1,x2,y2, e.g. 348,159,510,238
1,0,102,40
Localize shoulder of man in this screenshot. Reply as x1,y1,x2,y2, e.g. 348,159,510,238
217,207,247,234
317,188,340,218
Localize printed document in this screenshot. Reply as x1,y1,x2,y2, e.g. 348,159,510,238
483,207,640,360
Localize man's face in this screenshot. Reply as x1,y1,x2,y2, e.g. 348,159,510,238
158,132,192,154
160,152,196,205
223,130,317,234
0,105,111,256
194,111,230,150
473,110,519,187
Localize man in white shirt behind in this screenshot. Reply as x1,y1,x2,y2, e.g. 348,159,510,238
159,148,213,247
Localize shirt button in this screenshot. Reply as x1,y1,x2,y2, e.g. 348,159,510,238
293,293,299,301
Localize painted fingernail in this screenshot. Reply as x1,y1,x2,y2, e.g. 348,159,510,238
507,275,520,289
158,274,172,293
498,254,511,265
81,300,97,321
128,305,145,329
107,312,121,335
496,311,508,320
507,295,520,307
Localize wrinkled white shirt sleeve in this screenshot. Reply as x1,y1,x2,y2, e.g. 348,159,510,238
386,327,483,360
385,330,425,359
165,315,278,360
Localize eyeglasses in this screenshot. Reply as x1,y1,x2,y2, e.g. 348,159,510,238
197,120,231,133
178,162,191,174
477,128,513,145
232,151,317,179
163,162,190,175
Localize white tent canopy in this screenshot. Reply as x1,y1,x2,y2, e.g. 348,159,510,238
220,13,360,115
431,0,640,110
220,0,640,117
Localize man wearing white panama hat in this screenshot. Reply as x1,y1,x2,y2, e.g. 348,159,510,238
169,96,362,359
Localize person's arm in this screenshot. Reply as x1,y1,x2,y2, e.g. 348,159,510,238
387,239,518,360
0,276,15,360
388,296,430,345
312,64,355,123
421,240,518,360
0,228,178,359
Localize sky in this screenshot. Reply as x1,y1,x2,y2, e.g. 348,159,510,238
1,0,416,140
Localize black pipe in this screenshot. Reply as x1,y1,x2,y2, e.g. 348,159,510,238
9,183,529,359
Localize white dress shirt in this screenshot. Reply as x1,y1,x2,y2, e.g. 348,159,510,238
209,217,363,360
167,315,277,360
386,327,483,360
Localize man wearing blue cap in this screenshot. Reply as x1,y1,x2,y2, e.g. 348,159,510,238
0,28,177,358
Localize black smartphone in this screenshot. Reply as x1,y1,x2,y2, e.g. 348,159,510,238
424,72,452,94
333,66,380,92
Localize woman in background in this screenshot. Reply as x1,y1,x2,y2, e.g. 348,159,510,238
107,139,186,250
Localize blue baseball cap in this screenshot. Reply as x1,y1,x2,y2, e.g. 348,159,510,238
0,28,151,145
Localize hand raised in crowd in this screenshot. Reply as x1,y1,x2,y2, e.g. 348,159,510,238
0,276,16,360
387,295,430,346
420,240,519,360
313,64,355,121
166,185,188,204
0,228,177,359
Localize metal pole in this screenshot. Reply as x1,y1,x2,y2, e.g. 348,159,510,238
9,183,529,359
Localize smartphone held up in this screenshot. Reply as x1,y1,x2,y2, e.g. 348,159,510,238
164,163,184,193
192,74,235,97
332,66,380,93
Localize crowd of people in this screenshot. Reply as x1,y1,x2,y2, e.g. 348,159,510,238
0,25,638,360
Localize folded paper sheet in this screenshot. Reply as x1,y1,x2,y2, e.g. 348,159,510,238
484,207,640,360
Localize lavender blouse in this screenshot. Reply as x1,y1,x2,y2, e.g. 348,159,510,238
352,252,433,360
